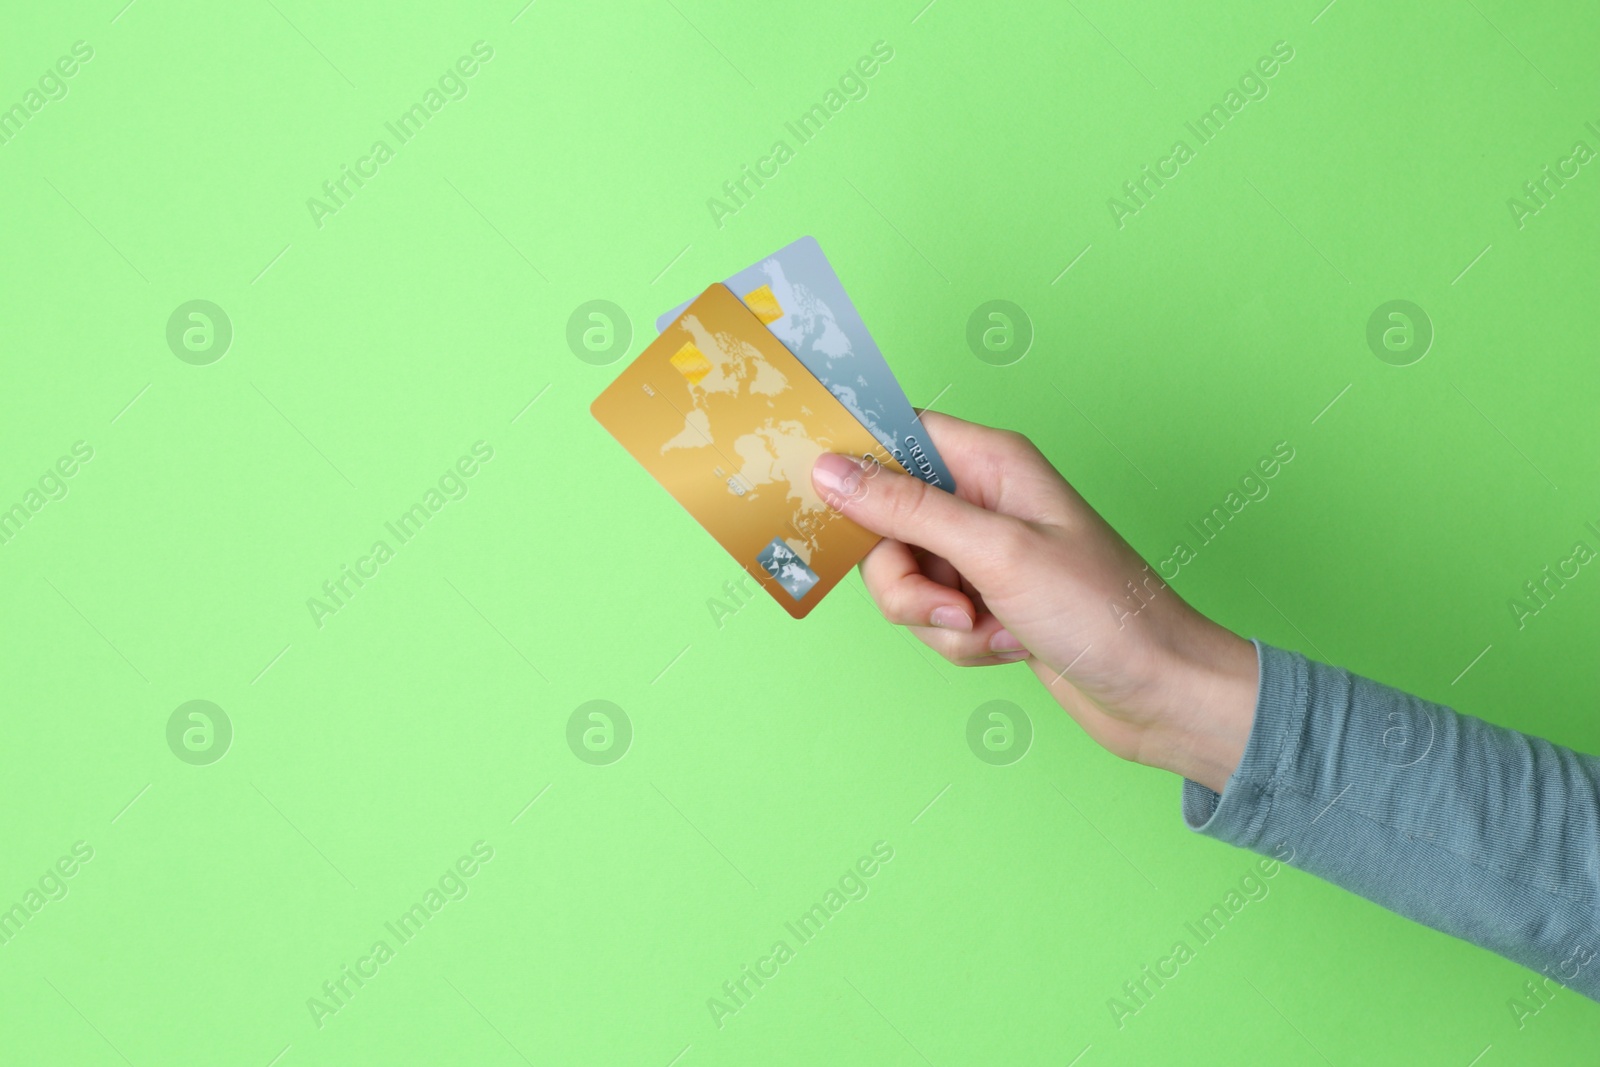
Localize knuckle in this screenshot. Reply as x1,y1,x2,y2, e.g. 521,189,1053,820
875,582,919,627
884,476,932,538
1000,428,1041,461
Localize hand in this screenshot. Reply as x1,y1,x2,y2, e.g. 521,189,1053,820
810,410,1260,793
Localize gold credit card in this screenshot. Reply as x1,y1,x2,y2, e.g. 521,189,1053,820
590,283,906,618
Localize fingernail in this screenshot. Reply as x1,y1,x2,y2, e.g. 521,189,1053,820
989,628,1023,653
813,452,862,504
930,606,973,631
993,649,1030,662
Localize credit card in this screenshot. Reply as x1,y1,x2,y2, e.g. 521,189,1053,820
593,283,907,619
657,236,953,492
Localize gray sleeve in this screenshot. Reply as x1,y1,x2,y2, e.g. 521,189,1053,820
1182,638,1600,1001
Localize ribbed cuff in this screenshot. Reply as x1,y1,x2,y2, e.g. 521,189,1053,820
1181,638,1310,848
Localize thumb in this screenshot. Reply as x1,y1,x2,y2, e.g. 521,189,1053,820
812,451,1019,578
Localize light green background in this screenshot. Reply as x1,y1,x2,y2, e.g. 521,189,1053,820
2,1,1597,1063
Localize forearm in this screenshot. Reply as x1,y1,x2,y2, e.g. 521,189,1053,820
1177,639,1600,999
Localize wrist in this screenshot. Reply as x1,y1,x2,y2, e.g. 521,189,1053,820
1145,622,1260,793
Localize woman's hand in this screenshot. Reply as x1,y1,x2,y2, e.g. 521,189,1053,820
811,410,1260,793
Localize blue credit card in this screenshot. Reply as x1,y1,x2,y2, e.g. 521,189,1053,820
757,536,821,601
656,236,954,492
